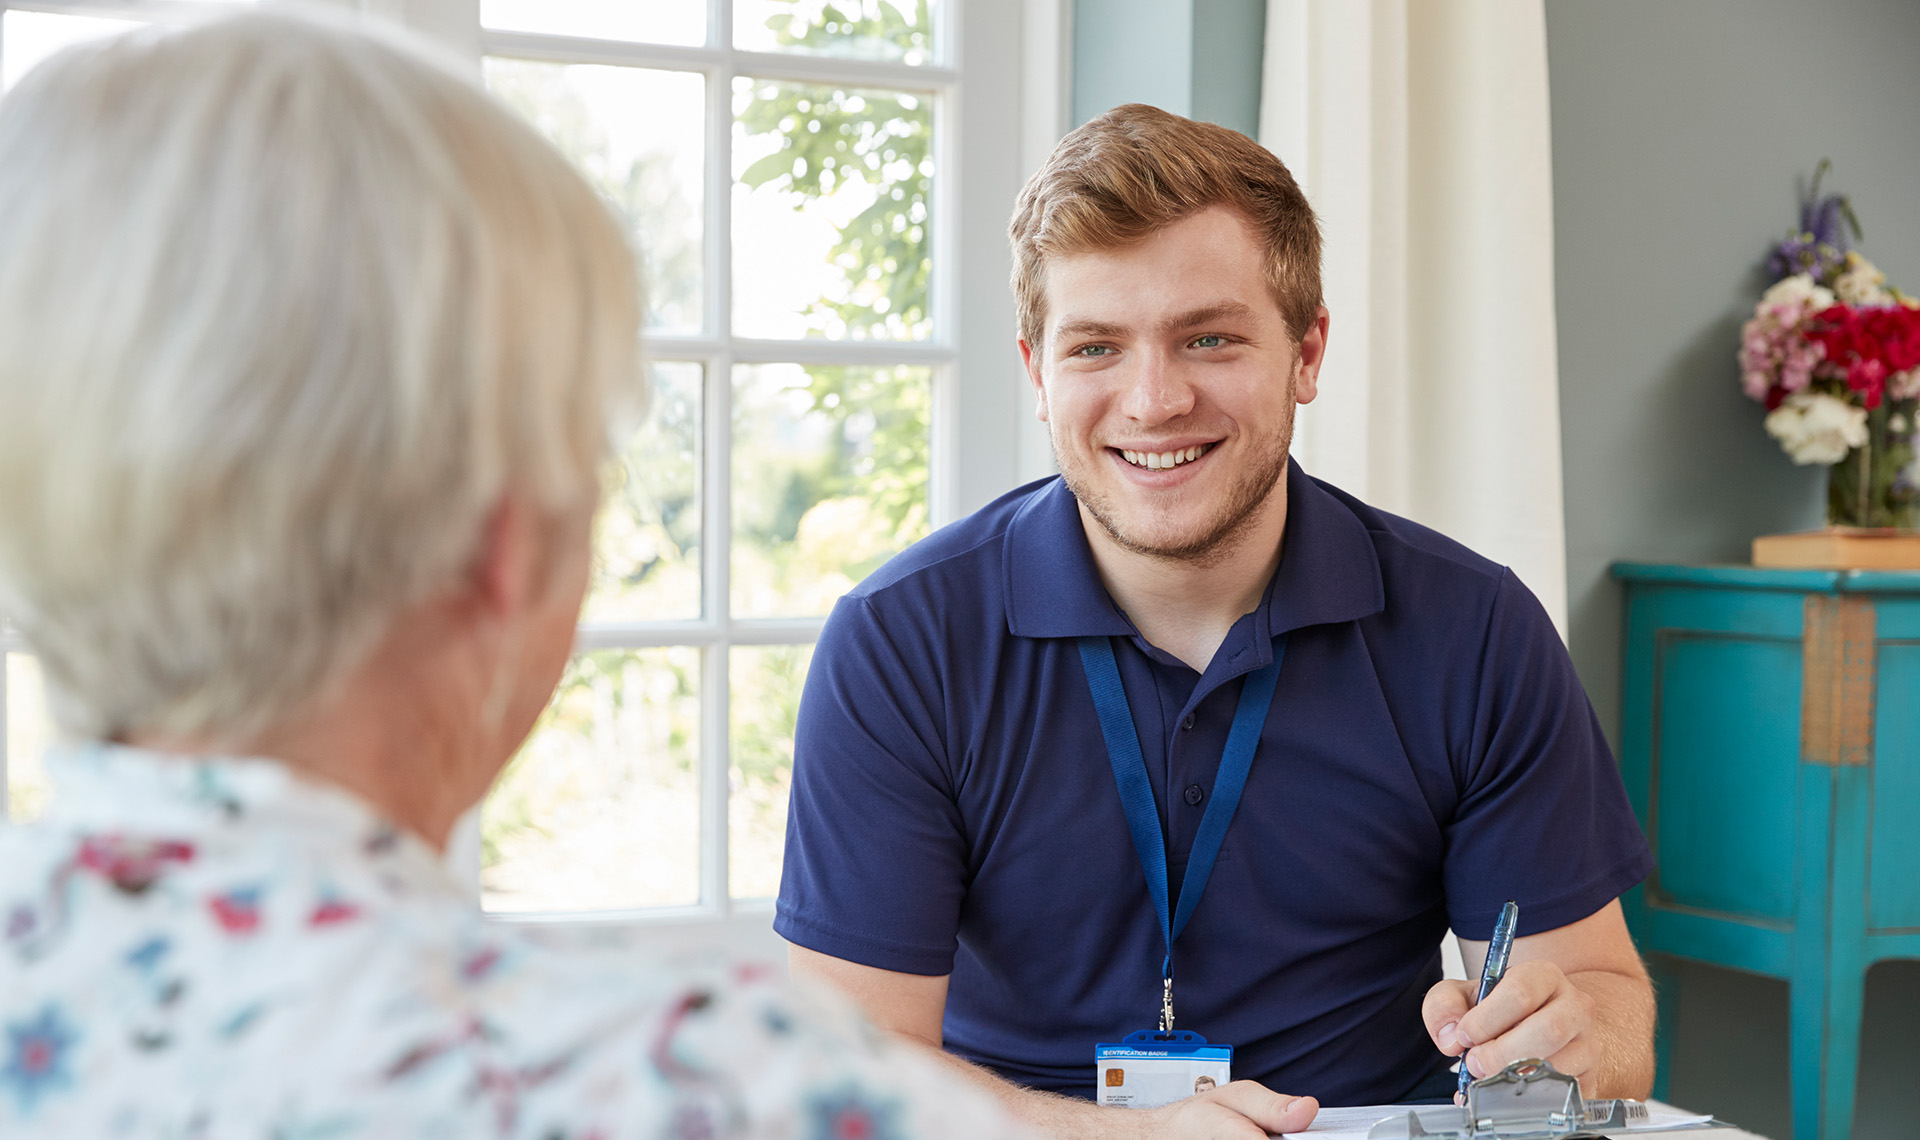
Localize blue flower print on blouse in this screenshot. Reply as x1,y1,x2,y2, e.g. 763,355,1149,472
2,1005,78,1116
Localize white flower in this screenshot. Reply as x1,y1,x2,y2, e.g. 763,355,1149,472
1834,252,1893,307
1893,414,1911,435
1764,391,1869,466
1761,273,1836,313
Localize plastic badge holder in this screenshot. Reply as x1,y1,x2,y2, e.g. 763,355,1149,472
1094,1030,1233,1110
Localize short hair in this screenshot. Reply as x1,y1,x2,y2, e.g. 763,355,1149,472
0,10,643,742
1008,103,1322,349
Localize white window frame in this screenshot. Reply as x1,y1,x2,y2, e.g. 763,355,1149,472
0,0,1063,953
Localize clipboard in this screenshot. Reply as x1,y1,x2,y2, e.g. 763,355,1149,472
1366,1059,1729,1139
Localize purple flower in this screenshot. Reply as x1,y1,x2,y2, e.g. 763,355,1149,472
1768,161,1861,283
1768,235,1847,284
1803,192,1850,251
2,1005,79,1115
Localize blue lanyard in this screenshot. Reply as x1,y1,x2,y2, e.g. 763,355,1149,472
1077,635,1285,1024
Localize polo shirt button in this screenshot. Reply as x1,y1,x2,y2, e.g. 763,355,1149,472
1184,784,1204,806
1181,713,1196,730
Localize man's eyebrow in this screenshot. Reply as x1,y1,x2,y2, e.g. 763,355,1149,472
1052,316,1129,340
1158,301,1258,333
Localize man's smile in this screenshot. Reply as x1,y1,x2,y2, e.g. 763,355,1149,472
1111,441,1219,471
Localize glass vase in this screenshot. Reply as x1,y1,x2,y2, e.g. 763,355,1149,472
1826,398,1920,529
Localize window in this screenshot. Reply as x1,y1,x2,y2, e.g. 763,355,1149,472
474,1,955,921
0,0,1048,943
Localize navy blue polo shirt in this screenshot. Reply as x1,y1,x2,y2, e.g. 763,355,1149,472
775,462,1652,1105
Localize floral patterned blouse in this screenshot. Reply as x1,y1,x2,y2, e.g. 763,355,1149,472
0,744,1023,1138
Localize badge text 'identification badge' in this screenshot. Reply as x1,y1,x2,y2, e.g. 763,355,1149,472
1095,1031,1232,1109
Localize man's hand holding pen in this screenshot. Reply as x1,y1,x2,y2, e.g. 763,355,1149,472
1423,959,1604,1104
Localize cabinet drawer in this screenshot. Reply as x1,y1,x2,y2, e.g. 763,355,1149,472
1870,641,1920,931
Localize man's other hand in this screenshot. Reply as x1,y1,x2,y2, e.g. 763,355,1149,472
1146,1082,1318,1139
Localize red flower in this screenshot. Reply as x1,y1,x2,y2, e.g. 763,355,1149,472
307,898,362,921
1803,304,1920,409
207,887,263,935
76,835,195,895
308,899,362,927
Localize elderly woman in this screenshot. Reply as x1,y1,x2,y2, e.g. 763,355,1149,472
0,12,1016,1137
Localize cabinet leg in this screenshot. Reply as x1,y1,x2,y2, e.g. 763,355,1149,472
1820,967,1864,1140
1790,963,1865,1140
1789,969,1821,1140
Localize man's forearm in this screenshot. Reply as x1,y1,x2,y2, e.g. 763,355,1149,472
885,1033,1315,1140
1566,967,1656,1100
890,1035,1159,1140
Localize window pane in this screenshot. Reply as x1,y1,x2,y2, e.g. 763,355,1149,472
482,648,701,913
729,643,811,900
732,363,930,617
735,0,934,66
2,11,140,90
6,654,53,825
482,0,706,46
588,362,702,622
732,77,933,340
487,59,705,334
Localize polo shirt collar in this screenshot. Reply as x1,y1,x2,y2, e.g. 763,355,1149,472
1263,459,1386,635
1003,460,1385,641
1003,477,1136,638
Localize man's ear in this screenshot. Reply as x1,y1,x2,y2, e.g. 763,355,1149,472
1018,336,1050,422
1293,305,1331,406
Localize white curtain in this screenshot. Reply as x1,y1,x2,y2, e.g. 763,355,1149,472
1260,0,1568,633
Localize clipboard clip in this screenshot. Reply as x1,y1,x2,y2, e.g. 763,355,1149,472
1367,1059,1649,1139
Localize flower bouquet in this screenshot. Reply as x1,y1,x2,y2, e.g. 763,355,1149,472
1741,162,1920,543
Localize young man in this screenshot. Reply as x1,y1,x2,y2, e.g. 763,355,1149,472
776,104,1656,1139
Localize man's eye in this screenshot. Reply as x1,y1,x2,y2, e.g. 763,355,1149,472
1073,344,1114,357
1191,334,1226,348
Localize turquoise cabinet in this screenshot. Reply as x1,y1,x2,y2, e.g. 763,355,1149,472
1612,563,1920,1140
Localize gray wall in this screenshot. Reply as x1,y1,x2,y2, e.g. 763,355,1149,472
1071,0,1266,137
1546,2,1920,1137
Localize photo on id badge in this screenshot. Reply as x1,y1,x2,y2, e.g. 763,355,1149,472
1094,1036,1232,1109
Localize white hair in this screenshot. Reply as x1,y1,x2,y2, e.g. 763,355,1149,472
0,9,643,742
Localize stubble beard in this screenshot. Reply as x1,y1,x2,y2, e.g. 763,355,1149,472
1054,379,1296,570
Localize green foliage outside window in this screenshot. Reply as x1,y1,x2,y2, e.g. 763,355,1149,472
481,1,936,904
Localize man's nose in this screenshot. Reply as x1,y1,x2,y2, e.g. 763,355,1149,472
1118,350,1196,424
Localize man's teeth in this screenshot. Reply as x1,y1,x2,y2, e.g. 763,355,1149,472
1121,445,1209,470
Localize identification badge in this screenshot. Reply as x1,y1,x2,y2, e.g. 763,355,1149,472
1094,1030,1232,1109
